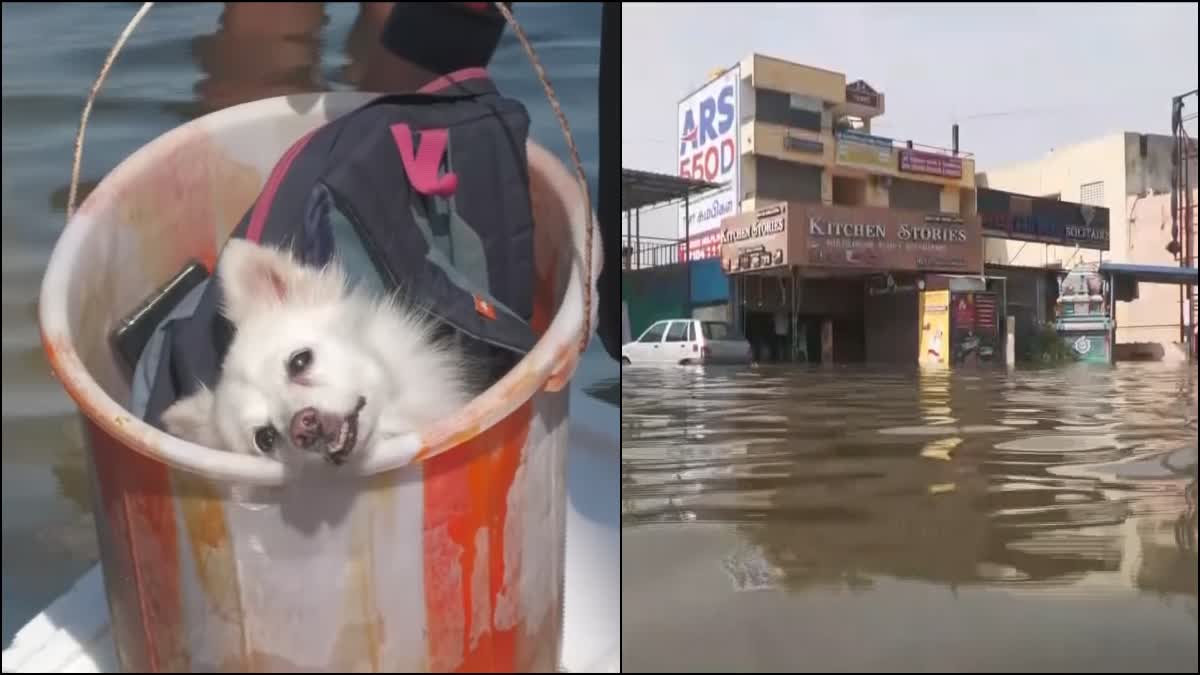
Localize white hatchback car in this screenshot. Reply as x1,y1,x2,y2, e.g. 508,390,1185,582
621,318,752,365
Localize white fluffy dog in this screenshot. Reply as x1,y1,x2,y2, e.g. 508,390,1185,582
162,239,471,467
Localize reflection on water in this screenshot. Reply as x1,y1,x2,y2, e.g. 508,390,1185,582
622,363,1198,672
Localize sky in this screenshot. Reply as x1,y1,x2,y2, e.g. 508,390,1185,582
621,2,1198,237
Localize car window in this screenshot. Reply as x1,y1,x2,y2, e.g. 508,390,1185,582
638,322,668,343
665,321,688,342
687,322,695,341
702,322,731,340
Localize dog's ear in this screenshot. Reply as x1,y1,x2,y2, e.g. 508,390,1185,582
217,239,300,325
162,387,220,448
217,239,343,324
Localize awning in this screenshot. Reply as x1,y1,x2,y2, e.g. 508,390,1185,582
1098,262,1199,285
621,168,721,211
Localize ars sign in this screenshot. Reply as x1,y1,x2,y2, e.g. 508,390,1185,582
677,66,741,240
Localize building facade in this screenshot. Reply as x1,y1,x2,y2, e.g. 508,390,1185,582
978,132,1199,358
713,54,988,365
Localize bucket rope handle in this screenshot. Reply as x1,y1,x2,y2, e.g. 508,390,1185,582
66,1,596,353
66,1,154,224
493,2,596,353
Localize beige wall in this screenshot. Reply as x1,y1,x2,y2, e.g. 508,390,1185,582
978,131,1198,353
737,51,979,257
938,185,960,214
745,121,834,167
1120,190,1198,346
740,154,756,203
744,53,846,105
978,132,1127,270
865,176,889,208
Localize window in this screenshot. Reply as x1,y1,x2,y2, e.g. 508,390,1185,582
638,322,668,343
754,88,823,132
889,178,942,212
1080,181,1104,206
665,321,689,342
755,157,823,203
702,322,731,340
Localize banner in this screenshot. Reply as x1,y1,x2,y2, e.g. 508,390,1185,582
678,66,741,239
978,187,1110,251
898,149,963,179
919,290,950,366
835,130,894,171
720,204,789,274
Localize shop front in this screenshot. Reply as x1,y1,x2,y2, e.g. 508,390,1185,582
977,187,1113,363
721,202,983,365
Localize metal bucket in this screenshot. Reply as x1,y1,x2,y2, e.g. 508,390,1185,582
39,92,598,672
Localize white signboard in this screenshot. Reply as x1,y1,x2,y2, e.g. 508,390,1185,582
677,65,741,242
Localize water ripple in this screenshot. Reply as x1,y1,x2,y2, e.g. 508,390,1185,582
624,363,1199,598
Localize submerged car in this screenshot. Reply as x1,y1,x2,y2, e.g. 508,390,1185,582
621,319,752,365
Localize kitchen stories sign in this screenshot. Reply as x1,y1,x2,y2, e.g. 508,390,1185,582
720,204,789,273
722,203,983,275
800,205,981,273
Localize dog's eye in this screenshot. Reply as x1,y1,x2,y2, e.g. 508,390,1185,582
253,426,278,453
287,348,313,377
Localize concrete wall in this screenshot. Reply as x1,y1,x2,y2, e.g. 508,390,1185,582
1120,189,1199,348
979,132,1198,355
978,132,1127,270
739,52,975,215
744,121,833,167
865,175,890,208
939,185,961,214
744,53,846,105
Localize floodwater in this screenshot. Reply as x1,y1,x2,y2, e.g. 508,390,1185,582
622,363,1198,672
1,1,606,649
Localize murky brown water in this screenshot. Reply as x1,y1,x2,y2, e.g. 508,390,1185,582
622,363,1198,672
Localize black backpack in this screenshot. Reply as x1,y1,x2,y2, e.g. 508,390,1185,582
135,72,537,429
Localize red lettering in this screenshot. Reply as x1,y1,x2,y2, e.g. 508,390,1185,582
704,147,719,181
691,154,703,181
680,161,690,179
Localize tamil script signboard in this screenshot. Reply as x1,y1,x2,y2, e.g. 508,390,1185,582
898,148,963,179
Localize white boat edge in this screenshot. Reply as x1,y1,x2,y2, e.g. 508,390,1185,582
2,376,620,674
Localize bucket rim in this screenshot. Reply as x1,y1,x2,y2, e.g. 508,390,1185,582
39,92,598,486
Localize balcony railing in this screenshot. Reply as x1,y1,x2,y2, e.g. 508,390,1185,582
893,140,975,159
624,235,685,270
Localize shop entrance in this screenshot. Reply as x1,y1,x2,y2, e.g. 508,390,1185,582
743,312,864,364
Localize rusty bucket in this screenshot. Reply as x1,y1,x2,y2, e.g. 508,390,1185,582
39,92,599,672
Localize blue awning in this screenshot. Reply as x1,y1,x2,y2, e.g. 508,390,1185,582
1099,262,1199,285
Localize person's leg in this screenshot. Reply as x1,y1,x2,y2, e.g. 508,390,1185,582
596,1,621,360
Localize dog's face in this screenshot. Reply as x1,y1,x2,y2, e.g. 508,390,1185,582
162,240,396,466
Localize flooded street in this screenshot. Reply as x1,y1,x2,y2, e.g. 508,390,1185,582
622,363,1198,672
